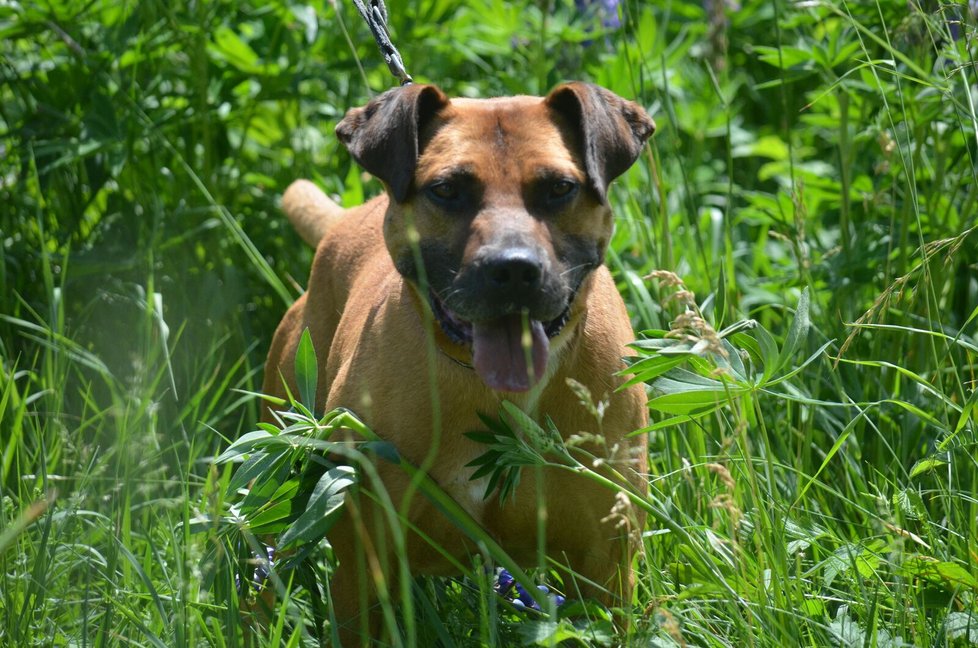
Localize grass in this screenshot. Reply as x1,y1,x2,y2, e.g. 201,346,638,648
2,0,977,645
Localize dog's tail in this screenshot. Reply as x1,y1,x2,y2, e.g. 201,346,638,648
281,179,345,247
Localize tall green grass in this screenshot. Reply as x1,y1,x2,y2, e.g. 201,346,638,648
2,0,976,645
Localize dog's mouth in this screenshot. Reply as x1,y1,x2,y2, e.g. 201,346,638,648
428,291,571,393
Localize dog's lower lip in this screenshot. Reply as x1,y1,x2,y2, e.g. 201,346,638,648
429,291,473,345
427,291,570,345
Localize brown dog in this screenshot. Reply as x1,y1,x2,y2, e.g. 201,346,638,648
262,82,654,645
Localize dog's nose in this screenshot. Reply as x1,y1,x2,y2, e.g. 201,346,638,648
486,250,543,290
484,250,543,292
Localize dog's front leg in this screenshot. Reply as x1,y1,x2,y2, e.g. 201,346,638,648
326,495,403,647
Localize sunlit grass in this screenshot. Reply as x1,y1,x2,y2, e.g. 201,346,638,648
2,0,976,646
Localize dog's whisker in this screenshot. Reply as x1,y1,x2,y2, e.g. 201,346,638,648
560,263,591,277
434,286,464,304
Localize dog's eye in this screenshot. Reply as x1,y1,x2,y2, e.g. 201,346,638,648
427,182,459,202
549,180,577,200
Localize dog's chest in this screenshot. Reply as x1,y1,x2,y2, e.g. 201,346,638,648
444,467,493,518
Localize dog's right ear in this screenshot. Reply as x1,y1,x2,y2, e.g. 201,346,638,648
336,84,449,203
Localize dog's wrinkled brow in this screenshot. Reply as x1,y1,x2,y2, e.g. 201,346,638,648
529,166,586,184
420,164,477,184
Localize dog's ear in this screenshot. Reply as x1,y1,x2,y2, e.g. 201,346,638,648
336,84,449,202
545,82,655,199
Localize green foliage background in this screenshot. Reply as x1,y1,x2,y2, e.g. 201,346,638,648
1,0,977,645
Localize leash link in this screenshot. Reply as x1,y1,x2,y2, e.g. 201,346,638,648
351,0,413,85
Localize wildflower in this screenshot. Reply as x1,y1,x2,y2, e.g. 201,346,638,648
646,270,729,359
236,545,275,594
644,269,685,288
495,568,515,595
253,545,275,586
495,569,566,611
667,309,728,360
705,462,735,491
601,490,634,530
574,0,622,30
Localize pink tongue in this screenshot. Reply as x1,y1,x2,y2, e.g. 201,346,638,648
472,315,549,392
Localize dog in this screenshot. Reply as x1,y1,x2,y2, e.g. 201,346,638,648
261,81,654,645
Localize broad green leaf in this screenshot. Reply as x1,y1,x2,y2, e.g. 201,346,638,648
652,367,728,391
647,387,745,416
764,340,833,387
714,265,727,330
519,620,558,644
227,451,276,496
799,598,825,617
752,323,781,383
248,500,294,533
732,134,790,160
732,322,780,385
628,331,672,349
620,353,686,388
778,287,810,371
647,367,751,414
501,400,548,447
910,454,949,478
939,390,977,450
754,45,816,70
946,612,978,643
722,339,747,381
820,541,883,588
630,413,709,434
278,466,356,548
905,556,978,591
240,456,291,512
215,429,274,463
831,39,862,68
295,328,318,411
208,25,278,75
893,488,927,521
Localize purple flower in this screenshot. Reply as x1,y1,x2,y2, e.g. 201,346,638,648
495,569,566,612
515,583,543,610
235,545,275,594
496,569,515,595
252,546,275,587
574,0,621,30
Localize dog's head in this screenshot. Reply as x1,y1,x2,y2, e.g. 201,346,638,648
336,83,655,393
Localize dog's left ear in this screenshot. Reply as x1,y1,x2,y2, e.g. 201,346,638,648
545,82,655,199
336,84,450,202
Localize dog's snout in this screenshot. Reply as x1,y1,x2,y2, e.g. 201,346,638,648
487,251,543,290
467,247,555,317
448,244,565,323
